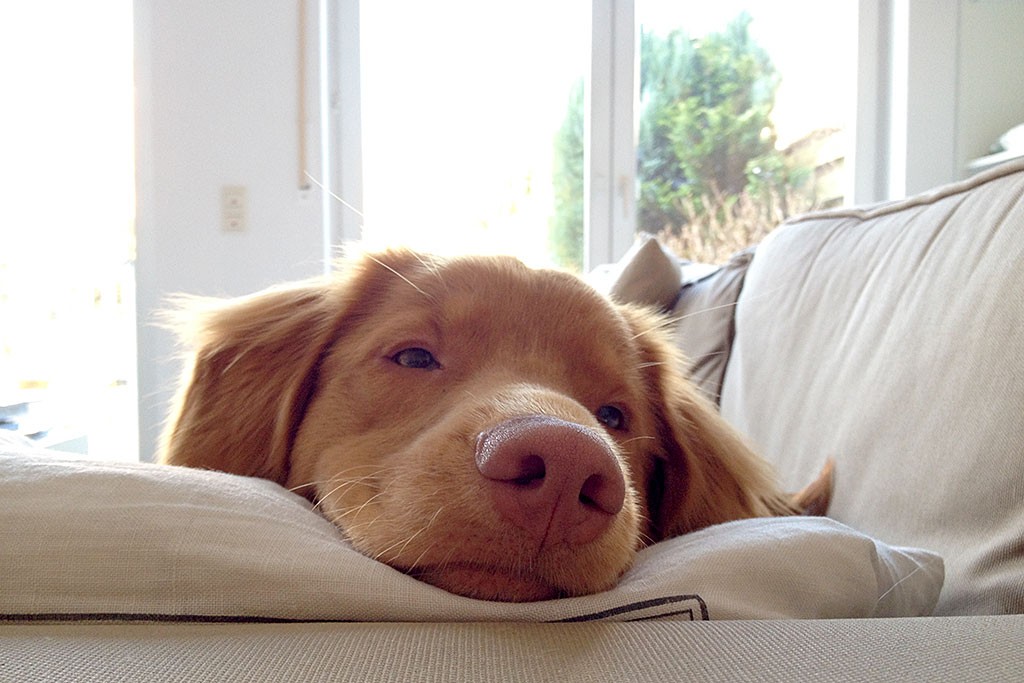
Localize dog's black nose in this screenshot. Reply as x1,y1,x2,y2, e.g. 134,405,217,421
475,415,626,548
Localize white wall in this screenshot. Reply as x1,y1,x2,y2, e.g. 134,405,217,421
899,1,961,196
957,0,1024,171
870,0,1024,200
134,0,327,460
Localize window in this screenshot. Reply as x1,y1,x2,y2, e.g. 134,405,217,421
326,1,858,272
0,2,137,459
337,0,590,269
635,1,858,263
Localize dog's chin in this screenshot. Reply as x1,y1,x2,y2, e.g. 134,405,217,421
408,564,574,603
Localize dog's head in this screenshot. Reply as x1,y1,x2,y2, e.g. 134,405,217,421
161,250,795,601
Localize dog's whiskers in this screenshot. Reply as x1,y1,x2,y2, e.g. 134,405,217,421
303,171,364,218
326,488,388,519
364,253,436,301
371,521,429,564
619,434,657,447
302,466,399,520
386,504,448,568
289,473,373,498
323,475,400,519
304,480,369,511
288,463,390,494
406,538,440,575
410,251,448,288
656,280,790,330
430,542,461,578
660,300,741,327
338,504,391,538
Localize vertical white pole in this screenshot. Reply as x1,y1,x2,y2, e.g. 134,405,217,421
585,0,636,273
322,0,364,269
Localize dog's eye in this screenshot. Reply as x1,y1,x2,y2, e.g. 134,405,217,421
392,347,441,370
595,405,626,431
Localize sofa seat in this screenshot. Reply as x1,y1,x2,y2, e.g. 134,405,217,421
3,616,1023,682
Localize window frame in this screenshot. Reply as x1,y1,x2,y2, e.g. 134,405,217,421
321,0,936,270
323,0,640,271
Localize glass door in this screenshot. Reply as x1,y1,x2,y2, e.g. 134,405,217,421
0,2,137,459
634,0,857,263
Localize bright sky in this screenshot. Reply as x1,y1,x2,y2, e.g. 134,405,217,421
357,1,858,264
637,0,858,147
0,2,135,398
0,2,135,273
358,1,591,265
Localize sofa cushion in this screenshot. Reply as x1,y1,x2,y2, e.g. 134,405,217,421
720,159,1024,615
0,448,942,622
604,233,684,310
598,234,749,403
667,247,756,403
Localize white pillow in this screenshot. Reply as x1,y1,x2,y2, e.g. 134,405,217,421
591,233,684,310
0,449,943,622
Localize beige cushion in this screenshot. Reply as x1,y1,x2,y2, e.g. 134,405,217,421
720,159,1024,615
600,233,747,403
605,233,683,310
668,247,756,403
0,449,942,622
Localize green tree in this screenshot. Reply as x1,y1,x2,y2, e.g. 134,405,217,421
549,13,808,268
639,13,792,232
548,78,585,271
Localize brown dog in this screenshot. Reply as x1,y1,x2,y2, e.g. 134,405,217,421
161,250,822,601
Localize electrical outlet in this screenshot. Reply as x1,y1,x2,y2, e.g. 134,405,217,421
220,185,248,232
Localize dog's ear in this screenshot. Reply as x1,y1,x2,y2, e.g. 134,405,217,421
790,458,834,516
159,248,431,483
159,277,346,483
621,306,796,541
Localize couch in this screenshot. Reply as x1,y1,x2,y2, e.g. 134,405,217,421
2,160,1024,681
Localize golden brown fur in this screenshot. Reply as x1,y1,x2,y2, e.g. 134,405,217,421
161,249,808,601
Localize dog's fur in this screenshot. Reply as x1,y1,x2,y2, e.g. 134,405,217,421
160,250,819,601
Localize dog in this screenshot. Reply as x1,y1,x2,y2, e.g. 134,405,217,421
160,249,828,602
